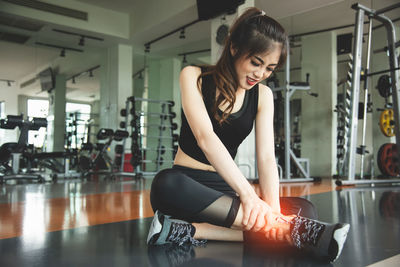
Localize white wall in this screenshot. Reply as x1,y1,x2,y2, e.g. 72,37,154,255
301,31,337,177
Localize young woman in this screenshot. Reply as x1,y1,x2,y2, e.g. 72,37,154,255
147,7,350,263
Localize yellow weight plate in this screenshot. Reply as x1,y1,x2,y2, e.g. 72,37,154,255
379,109,395,137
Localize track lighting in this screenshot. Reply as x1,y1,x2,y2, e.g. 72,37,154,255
68,65,100,84
36,42,83,56
53,29,104,43
0,79,15,87
179,28,185,39
178,49,211,65
145,44,151,53
145,18,199,49
79,36,85,46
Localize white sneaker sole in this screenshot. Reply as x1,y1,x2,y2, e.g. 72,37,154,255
147,211,162,244
332,224,350,262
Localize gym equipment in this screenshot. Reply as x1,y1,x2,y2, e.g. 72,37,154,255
377,143,399,177
0,115,47,183
127,97,179,176
271,40,315,183
376,74,391,98
356,16,374,180
78,128,130,179
65,112,98,150
29,150,81,181
379,109,395,137
335,65,353,176
117,97,144,179
336,3,400,186
137,123,178,130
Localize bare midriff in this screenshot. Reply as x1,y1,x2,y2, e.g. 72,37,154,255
174,146,217,172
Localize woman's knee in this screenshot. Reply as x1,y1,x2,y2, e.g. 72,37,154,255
151,168,181,193
150,168,183,211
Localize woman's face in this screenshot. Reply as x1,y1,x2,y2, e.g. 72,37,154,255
232,44,281,90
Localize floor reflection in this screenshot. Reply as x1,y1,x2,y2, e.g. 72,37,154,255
0,187,153,239
379,191,400,219
0,179,399,267
147,241,333,267
331,186,400,266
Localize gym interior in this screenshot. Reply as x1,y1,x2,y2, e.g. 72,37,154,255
0,0,399,266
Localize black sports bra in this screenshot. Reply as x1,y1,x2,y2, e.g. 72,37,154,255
178,67,259,165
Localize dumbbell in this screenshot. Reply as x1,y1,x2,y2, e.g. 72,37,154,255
159,123,178,131
115,144,124,154
115,157,122,166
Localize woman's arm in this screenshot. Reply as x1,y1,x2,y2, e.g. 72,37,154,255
255,84,281,212
180,66,271,230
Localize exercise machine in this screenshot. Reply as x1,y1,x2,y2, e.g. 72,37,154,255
336,3,400,186
78,128,129,179
0,115,47,183
272,40,317,183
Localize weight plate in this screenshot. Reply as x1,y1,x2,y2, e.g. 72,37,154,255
379,109,395,137
377,75,391,98
377,143,400,177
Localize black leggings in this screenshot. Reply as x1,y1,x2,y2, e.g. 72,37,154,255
150,165,318,229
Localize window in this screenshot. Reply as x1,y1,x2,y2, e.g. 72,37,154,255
66,103,91,149
27,99,92,149
0,101,4,119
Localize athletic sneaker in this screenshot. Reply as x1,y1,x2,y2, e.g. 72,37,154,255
290,216,350,263
147,210,206,246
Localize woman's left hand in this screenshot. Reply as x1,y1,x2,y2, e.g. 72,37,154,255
264,214,295,244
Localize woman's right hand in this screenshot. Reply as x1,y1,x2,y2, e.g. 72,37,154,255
240,192,276,232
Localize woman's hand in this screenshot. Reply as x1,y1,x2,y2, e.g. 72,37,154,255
240,193,275,232
264,214,295,244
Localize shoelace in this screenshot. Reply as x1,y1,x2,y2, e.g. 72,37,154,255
291,216,325,249
167,222,207,247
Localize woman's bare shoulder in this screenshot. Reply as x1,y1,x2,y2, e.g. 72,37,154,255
257,83,274,111
180,65,202,78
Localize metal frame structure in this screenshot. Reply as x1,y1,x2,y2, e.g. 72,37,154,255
131,97,175,177
273,41,314,183
337,3,400,186
112,99,140,179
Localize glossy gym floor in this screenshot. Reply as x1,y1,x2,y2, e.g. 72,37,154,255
0,177,399,267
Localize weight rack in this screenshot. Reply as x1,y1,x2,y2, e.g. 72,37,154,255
336,3,400,186
113,98,142,179
127,97,178,177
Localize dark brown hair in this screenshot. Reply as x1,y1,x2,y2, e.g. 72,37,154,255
198,7,288,124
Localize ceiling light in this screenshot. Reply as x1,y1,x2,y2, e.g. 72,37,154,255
79,36,85,46
179,28,185,39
